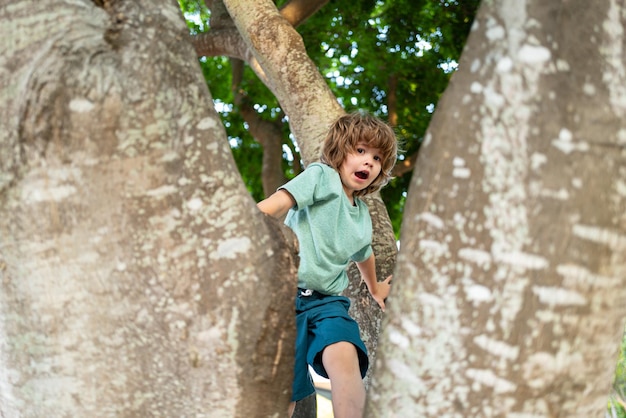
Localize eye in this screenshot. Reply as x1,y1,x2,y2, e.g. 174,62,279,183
356,148,365,154
374,155,382,161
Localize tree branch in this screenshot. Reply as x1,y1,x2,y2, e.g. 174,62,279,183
279,0,329,27
191,0,329,59
192,28,247,60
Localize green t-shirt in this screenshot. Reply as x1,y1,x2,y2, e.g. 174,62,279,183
281,163,373,295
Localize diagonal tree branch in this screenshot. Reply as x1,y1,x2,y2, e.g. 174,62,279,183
191,28,248,60
191,0,329,59
279,0,330,27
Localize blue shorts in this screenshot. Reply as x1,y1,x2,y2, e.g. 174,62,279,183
291,289,369,402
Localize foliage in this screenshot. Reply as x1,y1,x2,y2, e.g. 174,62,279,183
609,327,626,418
179,0,479,236
292,0,480,235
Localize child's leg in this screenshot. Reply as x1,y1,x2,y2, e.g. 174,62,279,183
322,341,366,418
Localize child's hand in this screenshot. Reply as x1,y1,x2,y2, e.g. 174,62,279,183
371,275,392,312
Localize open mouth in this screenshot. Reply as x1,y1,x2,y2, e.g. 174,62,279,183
355,171,369,180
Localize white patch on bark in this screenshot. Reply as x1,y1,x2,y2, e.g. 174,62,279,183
535,186,570,200
473,335,519,360
458,248,492,267
464,283,493,304
177,177,192,187
557,264,620,288
196,117,217,130
486,25,505,42
494,251,549,270
20,167,82,203
422,132,433,148
146,185,178,198
227,307,240,350
483,85,506,109
386,358,421,384
470,58,481,73
530,152,547,170
551,128,589,154
388,328,410,349
418,240,448,257
582,83,596,95
453,167,471,178
466,368,517,393
416,212,444,229
69,98,95,113
186,197,203,211
400,318,423,337
197,325,223,345
211,237,251,260
418,292,444,307
161,151,180,162
532,286,587,306
616,179,626,196
496,57,514,73
23,185,77,202
551,139,589,154
573,224,626,250
518,45,551,64
556,59,571,71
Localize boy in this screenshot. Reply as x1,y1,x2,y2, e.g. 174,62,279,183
257,111,397,418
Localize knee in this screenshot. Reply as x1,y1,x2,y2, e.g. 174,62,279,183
322,341,358,368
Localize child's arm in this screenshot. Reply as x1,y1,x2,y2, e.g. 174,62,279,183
356,254,392,312
257,189,296,219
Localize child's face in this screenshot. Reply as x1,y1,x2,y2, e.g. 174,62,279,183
338,143,383,198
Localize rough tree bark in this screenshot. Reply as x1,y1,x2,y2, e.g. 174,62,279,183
368,0,626,417
0,1,298,416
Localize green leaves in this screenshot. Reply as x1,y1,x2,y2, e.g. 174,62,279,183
296,0,479,236
609,327,626,417
179,0,480,236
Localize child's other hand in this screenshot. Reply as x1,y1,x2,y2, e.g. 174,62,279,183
372,275,392,312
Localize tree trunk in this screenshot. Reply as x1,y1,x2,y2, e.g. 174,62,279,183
368,0,626,417
0,1,297,416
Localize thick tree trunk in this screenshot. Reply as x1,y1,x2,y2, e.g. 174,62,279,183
368,0,626,417
0,1,297,416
